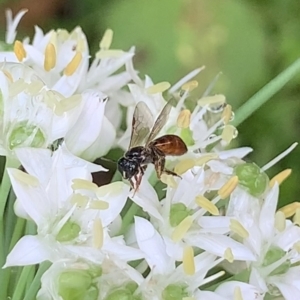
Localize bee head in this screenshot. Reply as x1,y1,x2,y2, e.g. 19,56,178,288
117,157,139,179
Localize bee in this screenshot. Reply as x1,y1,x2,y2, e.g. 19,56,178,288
118,99,188,192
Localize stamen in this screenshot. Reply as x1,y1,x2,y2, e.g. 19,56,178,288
230,219,249,238
201,270,225,286
198,94,226,106
234,287,243,300
89,200,109,210
171,216,193,242
55,94,82,116
13,40,26,61
9,79,28,97
275,211,286,232
261,142,298,171
64,51,82,76
269,169,292,187
183,246,195,275
2,70,13,82
181,80,198,91
44,42,56,71
169,66,205,94
177,109,191,128
71,179,98,191
222,104,232,124
195,195,219,215
218,176,239,199
99,29,113,50
146,81,171,94
160,174,177,188
70,193,88,207
224,247,234,263
174,159,196,175
195,154,218,166
278,202,300,218
10,169,39,187
97,182,124,197
221,125,237,144
293,208,300,226
93,218,103,249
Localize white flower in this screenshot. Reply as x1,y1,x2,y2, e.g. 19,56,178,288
64,90,116,161
132,217,224,300
4,147,142,267
0,62,83,158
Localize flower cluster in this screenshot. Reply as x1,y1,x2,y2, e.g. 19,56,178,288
0,9,299,300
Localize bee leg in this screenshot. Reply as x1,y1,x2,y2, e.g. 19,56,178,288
154,156,165,179
163,168,182,179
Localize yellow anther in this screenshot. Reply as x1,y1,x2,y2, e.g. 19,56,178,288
278,202,300,218
44,42,56,71
234,286,243,300
230,219,249,239
160,174,177,188
174,159,195,175
183,246,195,275
89,200,109,210
269,169,292,187
218,176,239,199
224,247,234,263
97,182,124,197
221,125,236,144
14,40,26,61
195,154,218,166
195,195,219,215
64,51,82,76
27,80,44,95
293,208,300,226
293,241,300,253
146,82,171,94
222,104,232,124
2,70,13,82
93,218,103,249
96,49,124,59
10,169,39,187
99,29,114,50
181,80,198,91
70,193,88,207
177,109,191,129
71,179,98,191
55,94,82,115
171,216,193,242
275,211,286,232
198,94,226,106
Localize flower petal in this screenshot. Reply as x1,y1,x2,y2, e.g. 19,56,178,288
4,235,50,267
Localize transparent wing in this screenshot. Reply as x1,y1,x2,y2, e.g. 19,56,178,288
145,99,175,146
129,102,154,148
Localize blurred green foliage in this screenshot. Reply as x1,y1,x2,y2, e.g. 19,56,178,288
1,0,299,206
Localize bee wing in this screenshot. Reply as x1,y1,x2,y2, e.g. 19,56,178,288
145,99,174,146
129,101,154,148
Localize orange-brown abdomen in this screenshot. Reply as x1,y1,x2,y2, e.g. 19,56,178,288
150,134,188,156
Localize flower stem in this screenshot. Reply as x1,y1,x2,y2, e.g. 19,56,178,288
24,262,51,300
119,202,140,235
233,58,300,126
11,266,34,300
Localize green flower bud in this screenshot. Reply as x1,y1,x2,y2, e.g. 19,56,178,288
234,163,269,197
9,121,46,150
263,246,290,276
58,270,96,300
56,220,81,242
105,288,141,300
162,284,189,300
169,203,192,227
